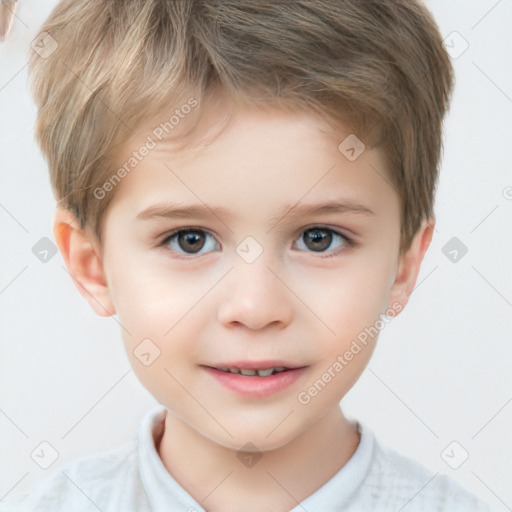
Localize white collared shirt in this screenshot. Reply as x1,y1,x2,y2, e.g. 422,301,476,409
0,406,491,511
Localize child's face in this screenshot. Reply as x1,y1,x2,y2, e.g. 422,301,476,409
97,98,405,450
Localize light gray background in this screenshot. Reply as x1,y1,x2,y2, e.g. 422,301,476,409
1,0,511,509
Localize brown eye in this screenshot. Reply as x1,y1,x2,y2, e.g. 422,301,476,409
302,228,332,251
163,229,219,255
295,227,351,255
177,230,205,253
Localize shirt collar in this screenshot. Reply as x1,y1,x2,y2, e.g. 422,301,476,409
138,406,374,511
138,406,204,511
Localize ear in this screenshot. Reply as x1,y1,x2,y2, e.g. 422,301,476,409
53,208,116,317
386,218,435,314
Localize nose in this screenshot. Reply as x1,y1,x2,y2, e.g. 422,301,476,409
217,258,294,331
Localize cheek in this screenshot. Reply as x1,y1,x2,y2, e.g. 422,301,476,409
293,253,394,339
111,265,207,405
108,259,222,376
107,251,208,332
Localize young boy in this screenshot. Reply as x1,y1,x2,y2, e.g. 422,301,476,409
2,0,491,510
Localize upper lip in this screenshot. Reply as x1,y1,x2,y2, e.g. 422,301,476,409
206,360,303,370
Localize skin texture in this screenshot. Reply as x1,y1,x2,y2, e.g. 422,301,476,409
54,95,434,511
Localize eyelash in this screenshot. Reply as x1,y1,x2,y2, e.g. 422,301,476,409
158,226,357,259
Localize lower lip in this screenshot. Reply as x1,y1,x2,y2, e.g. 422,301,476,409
204,367,307,398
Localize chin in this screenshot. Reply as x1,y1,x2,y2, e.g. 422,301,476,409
201,420,303,453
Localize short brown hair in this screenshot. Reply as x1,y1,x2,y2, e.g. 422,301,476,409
28,0,454,255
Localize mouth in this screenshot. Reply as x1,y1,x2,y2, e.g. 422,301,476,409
213,366,290,377
202,362,307,398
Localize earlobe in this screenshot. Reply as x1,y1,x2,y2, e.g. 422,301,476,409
386,219,435,314
53,208,116,317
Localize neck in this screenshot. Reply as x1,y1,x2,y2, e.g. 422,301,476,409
157,406,361,512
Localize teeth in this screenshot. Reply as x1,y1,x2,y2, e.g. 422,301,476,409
239,369,257,376
217,367,290,377
216,366,291,376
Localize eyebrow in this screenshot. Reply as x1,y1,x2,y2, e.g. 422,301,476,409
136,199,375,223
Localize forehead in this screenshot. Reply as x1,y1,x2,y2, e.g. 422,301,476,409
107,96,399,226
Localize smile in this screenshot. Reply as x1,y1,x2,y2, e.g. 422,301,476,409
214,367,288,377
203,364,307,398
